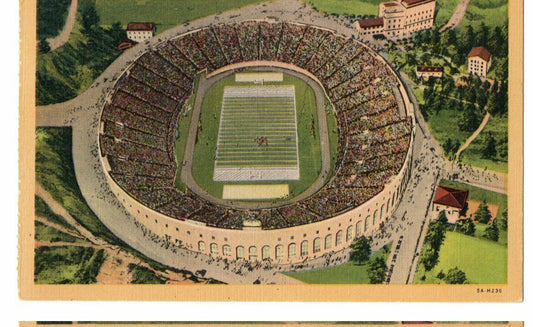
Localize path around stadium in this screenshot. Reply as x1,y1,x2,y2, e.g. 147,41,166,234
440,0,471,32
180,65,332,210
35,0,506,284
46,0,78,51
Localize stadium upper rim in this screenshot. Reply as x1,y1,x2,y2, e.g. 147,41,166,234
98,20,414,231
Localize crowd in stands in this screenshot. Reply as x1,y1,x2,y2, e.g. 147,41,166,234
100,21,412,230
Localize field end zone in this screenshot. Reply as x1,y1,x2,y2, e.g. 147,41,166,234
222,184,289,200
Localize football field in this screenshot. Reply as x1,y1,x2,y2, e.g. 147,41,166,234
214,86,300,182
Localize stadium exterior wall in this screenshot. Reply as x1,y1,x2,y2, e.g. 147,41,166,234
99,85,414,267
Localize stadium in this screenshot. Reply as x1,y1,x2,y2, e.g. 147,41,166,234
98,20,415,265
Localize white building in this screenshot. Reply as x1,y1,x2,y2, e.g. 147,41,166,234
432,185,469,224
356,0,436,41
126,22,156,43
416,66,443,80
468,46,492,78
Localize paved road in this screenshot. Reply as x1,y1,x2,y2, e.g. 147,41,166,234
440,0,471,32
180,65,332,210
455,112,491,161
46,0,78,51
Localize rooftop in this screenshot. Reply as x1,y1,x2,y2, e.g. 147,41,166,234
127,22,155,31
433,185,469,210
469,46,492,62
359,17,385,28
402,0,435,7
417,66,444,73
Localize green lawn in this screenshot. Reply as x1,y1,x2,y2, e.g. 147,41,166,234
425,105,471,154
95,0,267,34
302,0,381,17
283,245,390,284
128,264,168,284
35,195,73,230
414,231,507,284
458,0,508,30
191,72,327,200
35,246,107,284
460,114,508,173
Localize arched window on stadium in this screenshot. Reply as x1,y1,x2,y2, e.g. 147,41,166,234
313,237,321,253
262,245,270,260
387,199,390,213
275,245,284,259
336,230,343,246
301,240,309,257
210,243,218,255
249,246,257,261
288,243,296,258
236,246,244,259
347,226,354,242
380,204,385,220
198,241,206,251
364,216,371,231
392,192,396,206
325,234,332,250
373,210,378,225
356,221,362,236
222,244,231,256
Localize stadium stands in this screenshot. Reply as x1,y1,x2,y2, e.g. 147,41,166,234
99,21,412,230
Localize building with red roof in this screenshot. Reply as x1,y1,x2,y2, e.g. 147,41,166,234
416,66,444,79
355,0,435,40
432,185,469,224
126,22,156,43
468,46,492,78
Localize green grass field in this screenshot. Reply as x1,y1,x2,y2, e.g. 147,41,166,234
35,221,82,244
283,245,390,284
414,231,507,284
434,0,461,27
458,0,508,30
95,0,267,34
460,114,508,173
191,72,331,199
425,105,471,155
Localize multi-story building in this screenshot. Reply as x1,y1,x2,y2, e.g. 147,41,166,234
126,22,156,43
468,46,492,78
355,0,436,41
416,66,443,80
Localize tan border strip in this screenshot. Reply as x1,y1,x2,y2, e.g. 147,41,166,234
18,324,524,327
18,0,523,301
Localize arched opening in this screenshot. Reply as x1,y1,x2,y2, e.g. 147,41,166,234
347,225,354,242
275,244,284,259
210,243,218,255
325,234,332,250
198,241,206,251
222,244,231,256
288,243,297,258
262,245,270,260
249,246,257,261
336,230,343,246
301,240,309,257
313,237,321,253
364,216,371,231
373,210,378,225
236,246,244,259
356,221,362,236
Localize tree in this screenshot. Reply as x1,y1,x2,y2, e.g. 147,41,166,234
436,210,449,225
482,132,498,159
457,218,476,236
459,107,481,132
38,38,50,53
350,236,371,264
81,1,100,31
474,201,492,223
367,256,388,284
483,222,499,242
444,267,467,284
498,209,508,231
420,246,439,271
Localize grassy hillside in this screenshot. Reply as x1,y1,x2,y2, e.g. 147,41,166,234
95,0,267,34
459,0,508,29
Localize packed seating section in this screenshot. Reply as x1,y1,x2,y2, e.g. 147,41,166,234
100,21,412,230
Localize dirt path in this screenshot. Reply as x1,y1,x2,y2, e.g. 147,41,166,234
455,112,491,161
440,0,471,32
46,0,78,51
36,183,212,284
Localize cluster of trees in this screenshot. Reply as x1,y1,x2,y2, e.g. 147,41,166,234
37,0,72,39
37,0,127,105
419,211,448,271
436,267,468,284
350,237,388,284
459,201,506,242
